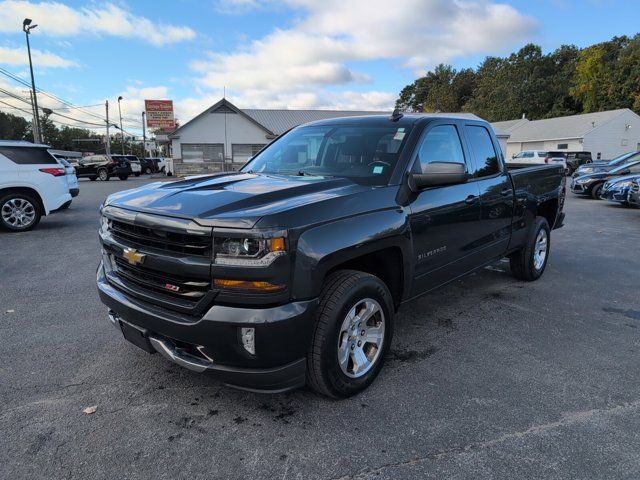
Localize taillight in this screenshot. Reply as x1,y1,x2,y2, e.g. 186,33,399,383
39,167,66,176
543,157,549,164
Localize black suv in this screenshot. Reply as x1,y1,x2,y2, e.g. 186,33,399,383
74,155,131,181
547,151,592,175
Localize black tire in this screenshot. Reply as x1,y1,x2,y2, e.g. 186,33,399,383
306,270,394,398
591,183,604,199
134,173,140,177
89,176,97,181
118,175,129,181
509,217,550,281
59,200,72,210
97,169,109,181
144,167,152,174
0,192,42,232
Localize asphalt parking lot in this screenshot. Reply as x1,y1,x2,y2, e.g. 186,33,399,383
1,177,640,480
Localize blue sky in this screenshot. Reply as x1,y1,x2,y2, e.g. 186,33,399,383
0,0,638,134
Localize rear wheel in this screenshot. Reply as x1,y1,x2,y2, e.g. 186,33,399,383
134,172,140,177
144,167,152,174
591,183,604,199
306,270,394,398
509,217,550,281
98,168,109,181
0,193,41,232
118,175,129,181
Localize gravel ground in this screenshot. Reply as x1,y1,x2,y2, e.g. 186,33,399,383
1,176,640,480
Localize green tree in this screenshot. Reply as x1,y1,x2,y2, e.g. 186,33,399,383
0,111,30,140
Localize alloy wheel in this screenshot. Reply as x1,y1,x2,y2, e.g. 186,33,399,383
1,198,36,229
533,229,548,270
337,298,385,378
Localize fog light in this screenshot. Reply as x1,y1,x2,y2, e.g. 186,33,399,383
240,327,255,355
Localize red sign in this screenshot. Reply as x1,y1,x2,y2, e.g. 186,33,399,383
145,100,175,129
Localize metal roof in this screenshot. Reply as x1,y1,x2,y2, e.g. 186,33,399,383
242,109,388,135
498,109,633,142
491,118,530,133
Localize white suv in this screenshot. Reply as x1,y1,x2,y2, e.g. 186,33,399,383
0,141,72,231
508,150,567,168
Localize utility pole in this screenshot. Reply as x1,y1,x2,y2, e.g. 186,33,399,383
117,96,125,155
26,90,39,143
142,111,146,159
23,18,40,143
105,100,111,155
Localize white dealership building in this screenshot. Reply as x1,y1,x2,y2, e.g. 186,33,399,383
492,109,640,160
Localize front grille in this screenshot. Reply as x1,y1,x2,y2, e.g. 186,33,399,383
113,256,210,302
109,219,211,256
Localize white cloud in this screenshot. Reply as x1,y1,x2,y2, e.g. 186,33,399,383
192,0,536,109
0,1,196,46
0,46,75,68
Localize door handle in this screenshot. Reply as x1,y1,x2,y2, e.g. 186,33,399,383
500,188,512,196
465,195,479,204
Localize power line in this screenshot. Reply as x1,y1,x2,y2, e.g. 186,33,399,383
0,99,33,115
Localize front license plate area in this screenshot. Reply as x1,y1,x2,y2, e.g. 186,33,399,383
120,320,155,354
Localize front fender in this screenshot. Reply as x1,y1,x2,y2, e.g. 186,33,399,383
291,208,412,300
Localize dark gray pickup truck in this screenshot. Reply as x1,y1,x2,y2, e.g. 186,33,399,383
97,113,565,398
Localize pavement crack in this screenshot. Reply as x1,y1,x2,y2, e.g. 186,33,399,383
332,399,640,479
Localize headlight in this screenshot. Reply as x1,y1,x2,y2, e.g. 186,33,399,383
213,233,286,266
100,214,111,232
616,181,632,188
580,168,593,174
575,178,591,184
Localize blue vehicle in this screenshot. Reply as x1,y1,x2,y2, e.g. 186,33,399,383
601,174,640,205
572,151,640,179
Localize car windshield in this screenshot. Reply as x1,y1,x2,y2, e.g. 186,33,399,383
610,161,639,174
242,124,412,185
609,152,637,166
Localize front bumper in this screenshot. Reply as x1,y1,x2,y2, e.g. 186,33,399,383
601,187,629,203
97,261,317,393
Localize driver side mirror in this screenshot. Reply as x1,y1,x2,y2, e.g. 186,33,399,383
409,162,468,191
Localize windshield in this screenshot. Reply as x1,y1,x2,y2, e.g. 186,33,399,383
611,161,639,174
609,152,638,166
242,124,411,185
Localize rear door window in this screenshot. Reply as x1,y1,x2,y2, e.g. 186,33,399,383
0,147,58,165
465,126,501,177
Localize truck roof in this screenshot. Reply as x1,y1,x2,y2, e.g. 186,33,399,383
301,112,487,129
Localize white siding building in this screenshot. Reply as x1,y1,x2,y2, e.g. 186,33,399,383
493,109,640,160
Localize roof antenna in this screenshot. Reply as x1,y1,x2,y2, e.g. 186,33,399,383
390,108,403,122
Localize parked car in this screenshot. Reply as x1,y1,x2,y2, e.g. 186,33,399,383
572,151,640,178
547,151,592,175
627,179,640,208
507,150,566,169
97,113,566,398
144,157,164,173
571,160,640,199
0,140,72,231
74,155,131,181
54,157,79,209
111,155,142,176
600,174,640,205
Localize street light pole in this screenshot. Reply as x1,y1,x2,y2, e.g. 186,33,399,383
117,96,125,155
105,100,111,155
142,111,146,159
23,18,40,143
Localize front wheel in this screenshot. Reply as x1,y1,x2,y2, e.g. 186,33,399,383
134,172,140,177
97,169,109,181
306,270,394,398
591,183,604,199
118,175,129,181
0,193,42,232
509,217,550,281
144,167,152,174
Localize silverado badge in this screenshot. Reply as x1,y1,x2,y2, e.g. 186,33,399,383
123,247,145,266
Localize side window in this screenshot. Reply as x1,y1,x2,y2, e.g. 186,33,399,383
0,147,57,165
466,126,500,177
413,125,465,174
628,163,640,173
523,151,534,158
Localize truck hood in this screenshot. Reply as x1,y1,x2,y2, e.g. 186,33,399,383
104,172,371,228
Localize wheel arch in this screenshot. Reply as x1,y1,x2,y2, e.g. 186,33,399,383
0,186,46,215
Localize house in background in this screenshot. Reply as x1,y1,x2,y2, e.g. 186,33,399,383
492,109,640,160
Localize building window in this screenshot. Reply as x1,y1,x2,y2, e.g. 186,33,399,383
232,144,266,164
557,143,568,149
181,143,224,163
